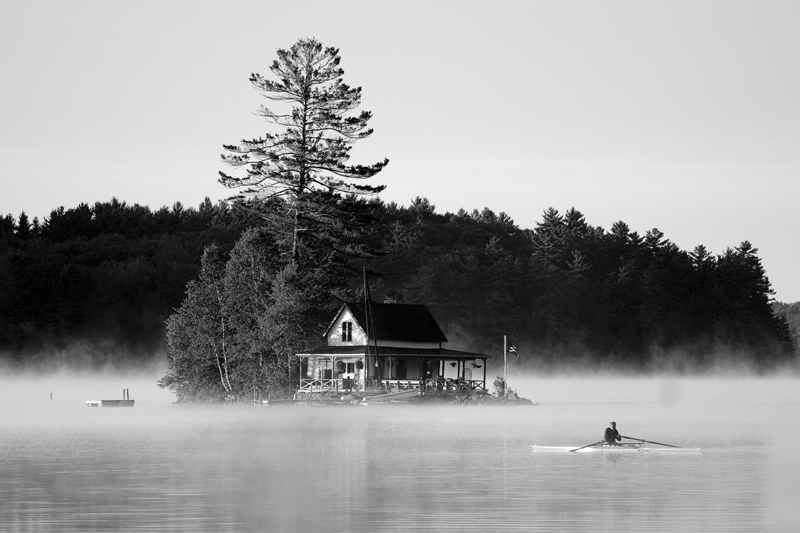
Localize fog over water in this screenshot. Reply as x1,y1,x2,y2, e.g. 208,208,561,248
1,369,799,532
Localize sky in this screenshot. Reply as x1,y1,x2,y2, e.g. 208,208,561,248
1,0,798,302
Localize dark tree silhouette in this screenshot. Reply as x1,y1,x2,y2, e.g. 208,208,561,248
220,37,388,267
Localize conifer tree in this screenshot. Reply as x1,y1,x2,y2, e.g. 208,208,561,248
220,38,389,267
16,212,31,240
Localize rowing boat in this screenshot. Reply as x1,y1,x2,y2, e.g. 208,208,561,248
531,443,702,453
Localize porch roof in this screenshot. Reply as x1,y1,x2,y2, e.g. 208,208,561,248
295,345,492,360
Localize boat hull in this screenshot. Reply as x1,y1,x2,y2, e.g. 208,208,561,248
531,444,701,453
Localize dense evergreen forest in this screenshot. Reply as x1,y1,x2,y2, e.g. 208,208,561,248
0,197,796,375
0,198,253,366
366,199,797,371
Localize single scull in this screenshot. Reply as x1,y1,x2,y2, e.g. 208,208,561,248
531,443,701,453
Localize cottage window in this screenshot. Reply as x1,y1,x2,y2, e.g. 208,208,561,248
341,321,353,342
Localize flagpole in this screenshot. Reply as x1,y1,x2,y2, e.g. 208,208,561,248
503,335,507,398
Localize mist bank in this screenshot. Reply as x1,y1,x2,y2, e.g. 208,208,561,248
1,367,797,411
2,197,797,391
0,342,167,377
0,364,175,406
2,341,796,385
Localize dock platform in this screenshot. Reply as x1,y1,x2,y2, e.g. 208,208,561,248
87,389,134,407
86,399,135,407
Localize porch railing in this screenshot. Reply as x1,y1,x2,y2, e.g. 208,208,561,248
297,377,487,396
297,378,360,395
385,378,486,393
381,379,421,391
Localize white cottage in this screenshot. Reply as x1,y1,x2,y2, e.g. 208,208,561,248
294,302,491,399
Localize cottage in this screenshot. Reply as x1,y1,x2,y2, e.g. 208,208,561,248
294,302,491,399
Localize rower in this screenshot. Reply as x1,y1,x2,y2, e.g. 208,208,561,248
604,421,621,446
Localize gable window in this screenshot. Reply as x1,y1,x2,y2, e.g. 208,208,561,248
341,321,353,342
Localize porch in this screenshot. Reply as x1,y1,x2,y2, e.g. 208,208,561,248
295,376,489,399
295,342,492,400
384,377,488,392
296,377,364,397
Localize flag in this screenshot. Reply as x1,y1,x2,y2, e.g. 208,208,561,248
508,341,518,358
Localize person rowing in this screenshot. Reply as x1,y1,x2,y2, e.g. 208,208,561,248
604,421,621,446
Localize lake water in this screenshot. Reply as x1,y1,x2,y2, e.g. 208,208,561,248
1,373,799,532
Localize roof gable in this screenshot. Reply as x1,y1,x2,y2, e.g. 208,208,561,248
328,302,448,344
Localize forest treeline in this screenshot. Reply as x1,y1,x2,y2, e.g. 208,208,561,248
366,199,797,371
0,196,797,373
0,198,253,365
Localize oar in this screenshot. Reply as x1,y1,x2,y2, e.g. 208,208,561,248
621,435,681,448
569,440,604,452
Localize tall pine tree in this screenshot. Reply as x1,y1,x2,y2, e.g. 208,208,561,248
220,38,389,267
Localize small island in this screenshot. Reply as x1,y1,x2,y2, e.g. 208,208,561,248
1,37,796,404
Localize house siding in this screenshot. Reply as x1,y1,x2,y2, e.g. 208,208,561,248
326,308,441,349
327,308,368,347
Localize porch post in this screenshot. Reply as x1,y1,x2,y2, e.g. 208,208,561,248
298,357,302,395
364,347,370,384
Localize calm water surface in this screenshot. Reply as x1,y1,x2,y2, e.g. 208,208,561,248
1,376,798,532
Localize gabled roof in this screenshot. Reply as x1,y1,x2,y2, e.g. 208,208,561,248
332,302,448,344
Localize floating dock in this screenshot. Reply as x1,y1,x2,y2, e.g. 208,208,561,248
86,399,135,407
87,388,134,407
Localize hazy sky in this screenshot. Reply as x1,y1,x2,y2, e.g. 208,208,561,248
1,1,798,301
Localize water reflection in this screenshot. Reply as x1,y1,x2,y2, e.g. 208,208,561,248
0,378,798,531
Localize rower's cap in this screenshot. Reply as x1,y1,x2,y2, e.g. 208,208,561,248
610,421,616,425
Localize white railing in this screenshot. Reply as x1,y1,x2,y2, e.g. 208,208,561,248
381,380,421,391
297,377,487,397
297,378,360,395
385,378,486,393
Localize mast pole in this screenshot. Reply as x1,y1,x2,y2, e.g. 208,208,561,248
503,335,507,398
363,267,369,384
366,273,381,387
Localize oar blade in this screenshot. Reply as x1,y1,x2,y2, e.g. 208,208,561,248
569,440,604,452
621,435,681,448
